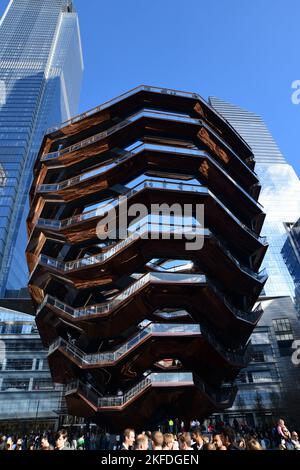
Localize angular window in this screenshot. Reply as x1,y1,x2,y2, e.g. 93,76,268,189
251,351,265,362
32,379,54,391
273,318,294,356
249,371,273,383
251,331,270,345
273,318,292,333
5,359,33,370
2,379,30,391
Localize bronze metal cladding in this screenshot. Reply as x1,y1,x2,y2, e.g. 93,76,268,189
26,85,268,430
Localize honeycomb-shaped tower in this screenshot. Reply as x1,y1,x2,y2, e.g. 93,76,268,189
26,86,268,430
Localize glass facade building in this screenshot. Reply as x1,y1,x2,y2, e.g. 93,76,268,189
224,295,300,428
0,0,83,294
0,0,83,430
282,218,300,316
282,218,300,286
209,97,300,298
209,97,300,426
0,306,64,432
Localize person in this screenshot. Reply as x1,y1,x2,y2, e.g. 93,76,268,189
207,423,215,433
233,418,240,431
212,434,227,450
134,435,148,451
260,434,270,449
203,443,217,450
168,419,174,433
277,419,291,445
90,432,96,450
246,438,263,450
236,437,246,449
152,431,164,450
14,438,23,451
6,437,14,450
190,427,204,450
172,438,179,451
0,435,7,451
291,431,300,450
27,441,35,451
163,433,175,450
104,432,110,450
220,427,241,450
40,434,54,451
121,428,135,450
71,435,78,450
77,435,85,450
55,429,71,450
145,431,153,450
178,433,193,450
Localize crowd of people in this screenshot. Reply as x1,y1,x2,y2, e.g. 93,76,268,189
0,418,299,451
118,419,300,451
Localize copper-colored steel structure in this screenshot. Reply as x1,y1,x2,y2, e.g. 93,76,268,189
26,85,268,430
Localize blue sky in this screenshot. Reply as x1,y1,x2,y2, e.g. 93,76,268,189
1,0,300,175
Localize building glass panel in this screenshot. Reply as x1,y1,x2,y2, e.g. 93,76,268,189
0,0,83,293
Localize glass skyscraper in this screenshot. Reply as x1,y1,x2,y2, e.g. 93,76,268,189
282,218,300,286
0,0,83,430
209,97,300,298
0,0,83,294
282,218,300,316
209,97,300,426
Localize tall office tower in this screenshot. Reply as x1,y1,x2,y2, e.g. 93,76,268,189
210,97,300,426
282,218,300,316
209,97,300,297
0,0,83,294
26,86,267,429
282,218,300,289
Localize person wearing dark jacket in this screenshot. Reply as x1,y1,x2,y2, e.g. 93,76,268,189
221,427,243,450
191,427,204,450
121,429,135,450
